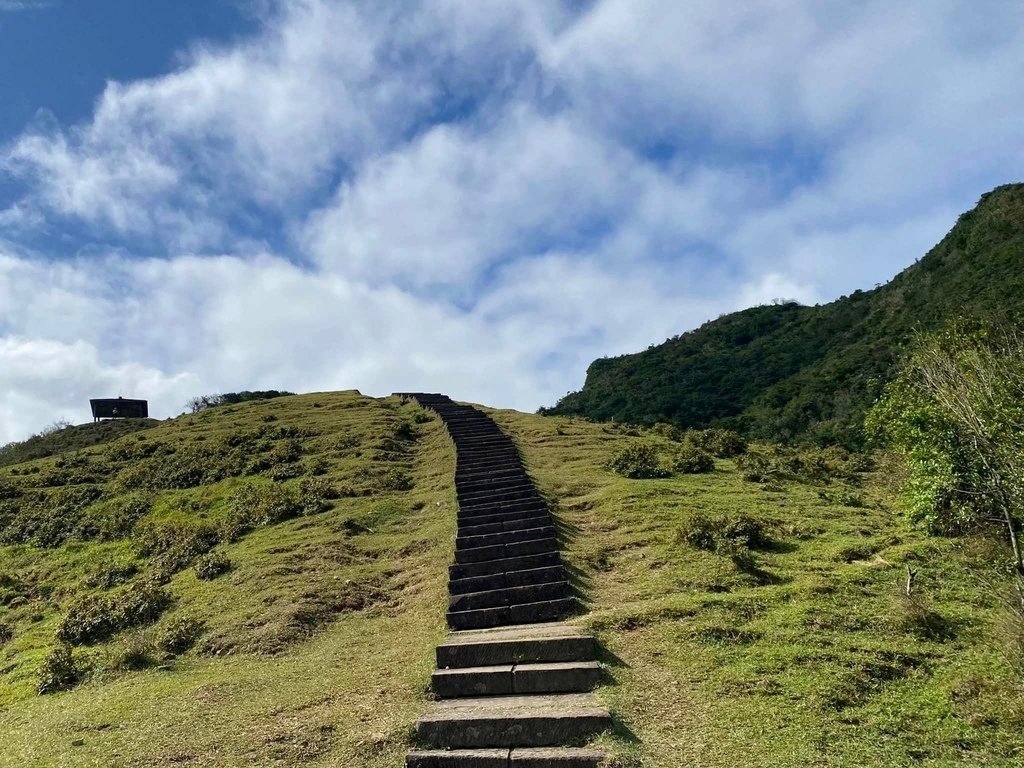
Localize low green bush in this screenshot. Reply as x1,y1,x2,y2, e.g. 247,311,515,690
37,644,81,694
671,443,715,474
57,581,172,645
135,518,219,574
193,551,231,581
609,443,670,479
220,482,301,541
85,561,139,589
0,621,12,646
157,616,205,654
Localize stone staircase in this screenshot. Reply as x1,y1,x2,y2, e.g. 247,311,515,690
399,394,610,767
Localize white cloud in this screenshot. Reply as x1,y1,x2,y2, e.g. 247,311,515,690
1,0,1022,441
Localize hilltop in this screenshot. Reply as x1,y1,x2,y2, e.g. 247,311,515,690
1,394,1022,766
546,183,1024,445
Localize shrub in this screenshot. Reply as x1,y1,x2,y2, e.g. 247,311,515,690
671,443,715,474
0,486,103,547
85,562,139,589
158,616,205,654
109,635,157,671
220,482,301,541
375,468,414,492
193,551,231,581
80,492,153,540
0,621,12,646
677,512,718,551
299,477,339,515
609,444,669,479
37,645,81,694
678,513,772,553
57,581,172,645
135,518,219,574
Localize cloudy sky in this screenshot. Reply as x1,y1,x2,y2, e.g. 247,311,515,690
0,0,1022,442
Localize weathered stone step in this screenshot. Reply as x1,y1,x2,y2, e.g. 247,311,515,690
449,580,570,613
457,526,556,552
455,467,529,484
458,514,552,538
447,597,575,630
459,485,538,505
458,498,548,519
432,660,601,698
450,552,561,581
457,506,549,528
437,624,596,668
406,747,606,767
454,536,558,565
456,476,532,494
450,564,565,596
415,693,610,748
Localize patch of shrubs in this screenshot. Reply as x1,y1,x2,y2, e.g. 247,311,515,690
0,621,12,646
194,551,231,581
610,442,715,478
737,445,871,486
85,561,139,589
78,492,153,540
678,512,773,553
135,517,219,575
0,486,103,547
57,580,172,645
37,644,81,694
298,476,341,515
0,571,30,606
609,444,670,479
109,635,158,671
221,482,301,541
670,443,715,474
158,615,205,654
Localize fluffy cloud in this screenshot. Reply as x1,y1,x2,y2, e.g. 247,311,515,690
0,0,1021,441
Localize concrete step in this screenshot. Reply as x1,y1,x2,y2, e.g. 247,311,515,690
415,693,611,748
457,507,550,528
458,499,549,519
450,552,561,581
454,536,558,565
456,476,532,494
459,485,539,505
457,526,556,551
437,624,596,669
458,514,553,538
449,580,570,613
432,661,601,698
449,565,565,596
447,597,575,630
406,748,606,767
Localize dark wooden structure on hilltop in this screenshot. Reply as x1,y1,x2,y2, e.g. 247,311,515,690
90,397,148,421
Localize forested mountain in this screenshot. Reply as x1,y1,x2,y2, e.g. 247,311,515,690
546,183,1024,445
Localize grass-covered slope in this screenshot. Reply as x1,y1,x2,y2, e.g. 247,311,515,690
3,394,1021,767
489,408,1024,767
0,392,454,767
0,419,160,468
547,183,1024,445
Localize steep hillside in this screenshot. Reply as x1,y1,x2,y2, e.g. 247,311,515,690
0,419,160,468
547,183,1024,445
2,395,1022,766
0,392,455,767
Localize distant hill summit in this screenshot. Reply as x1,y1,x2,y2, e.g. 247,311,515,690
546,183,1024,445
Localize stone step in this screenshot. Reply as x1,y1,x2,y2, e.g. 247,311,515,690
458,514,553,538
449,580,570,613
432,661,601,698
457,526,556,551
447,597,575,631
458,503,550,526
406,748,606,767
450,552,561,581
458,499,549,519
456,476,532,494
437,624,596,668
454,536,558,565
449,565,565,596
415,693,611,749
459,485,538,505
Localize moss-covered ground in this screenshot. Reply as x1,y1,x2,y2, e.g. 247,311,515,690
1,394,1021,766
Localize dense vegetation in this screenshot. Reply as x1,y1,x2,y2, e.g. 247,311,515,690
1,393,1022,765
0,420,159,469
547,183,1024,447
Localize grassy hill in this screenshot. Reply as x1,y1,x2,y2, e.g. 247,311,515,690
1,394,1021,766
0,419,160,468
546,183,1024,446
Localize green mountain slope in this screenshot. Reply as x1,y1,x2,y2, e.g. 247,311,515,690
546,183,1024,445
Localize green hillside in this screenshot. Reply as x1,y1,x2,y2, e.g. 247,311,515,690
0,419,160,468
546,183,1024,445
1,395,1021,766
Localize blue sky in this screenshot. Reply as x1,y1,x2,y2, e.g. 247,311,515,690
1,0,1022,442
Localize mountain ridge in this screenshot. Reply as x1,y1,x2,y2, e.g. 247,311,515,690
546,183,1024,445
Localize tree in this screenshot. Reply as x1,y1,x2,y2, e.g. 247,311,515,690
867,320,1024,574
